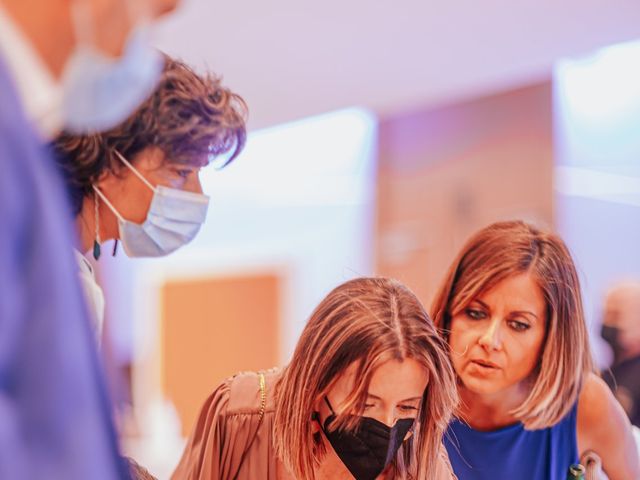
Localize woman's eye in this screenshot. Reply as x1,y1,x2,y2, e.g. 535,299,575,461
465,308,486,320
398,405,418,413
171,167,193,179
508,320,530,332
363,403,375,410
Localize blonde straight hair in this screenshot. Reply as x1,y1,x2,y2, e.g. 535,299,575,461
431,220,594,429
273,277,458,479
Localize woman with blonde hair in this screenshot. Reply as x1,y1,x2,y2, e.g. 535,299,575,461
173,277,459,479
431,220,640,479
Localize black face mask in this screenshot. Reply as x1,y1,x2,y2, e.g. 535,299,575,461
601,324,624,363
319,397,415,480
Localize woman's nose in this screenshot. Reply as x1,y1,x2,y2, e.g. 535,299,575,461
186,174,203,194
374,408,396,428
478,319,502,350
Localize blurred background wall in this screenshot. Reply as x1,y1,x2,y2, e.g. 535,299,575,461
90,1,640,476
554,44,640,364
375,83,554,304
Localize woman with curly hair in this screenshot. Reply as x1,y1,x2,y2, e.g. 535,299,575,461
52,56,247,337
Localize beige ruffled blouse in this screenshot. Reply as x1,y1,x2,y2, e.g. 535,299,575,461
172,369,457,480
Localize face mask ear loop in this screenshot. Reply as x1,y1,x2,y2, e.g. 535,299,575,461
113,150,156,192
93,192,101,260
93,185,127,226
93,186,128,256
316,396,338,435
324,396,336,414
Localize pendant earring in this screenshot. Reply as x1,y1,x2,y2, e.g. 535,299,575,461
93,193,101,260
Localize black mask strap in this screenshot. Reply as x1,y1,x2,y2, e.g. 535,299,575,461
324,396,336,415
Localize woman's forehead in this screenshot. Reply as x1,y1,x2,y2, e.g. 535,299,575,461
468,273,545,311
329,358,428,405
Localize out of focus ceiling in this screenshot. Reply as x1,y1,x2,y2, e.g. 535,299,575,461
155,0,640,130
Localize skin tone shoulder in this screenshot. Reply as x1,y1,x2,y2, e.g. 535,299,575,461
449,272,640,479
576,374,639,478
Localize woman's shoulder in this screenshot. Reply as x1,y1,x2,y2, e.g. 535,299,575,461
181,367,282,435
577,371,626,435
171,367,283,479
577,373,610,417
577,372,640,478
225,367,282,415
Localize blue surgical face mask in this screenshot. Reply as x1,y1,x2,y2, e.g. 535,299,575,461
60,2,163,133
93,151,210,258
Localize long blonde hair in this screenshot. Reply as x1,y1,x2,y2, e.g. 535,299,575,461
273,277,458,479
431,220,594,429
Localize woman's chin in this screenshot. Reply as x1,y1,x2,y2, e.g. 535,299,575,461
459,375,504,396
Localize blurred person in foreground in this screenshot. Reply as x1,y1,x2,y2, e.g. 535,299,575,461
0,0,180,478
601,280,640,428
173,277,459,480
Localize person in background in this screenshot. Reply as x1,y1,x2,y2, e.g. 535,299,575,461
431,220,640,480
52,56,247,340
0,0,179,477
173,277,459,480
601,280,640,428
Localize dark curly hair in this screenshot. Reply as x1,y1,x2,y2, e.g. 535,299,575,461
52,55,248,215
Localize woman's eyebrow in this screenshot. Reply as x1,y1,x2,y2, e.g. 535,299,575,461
367,393,422,403
512,310,539,321
473,299,490,310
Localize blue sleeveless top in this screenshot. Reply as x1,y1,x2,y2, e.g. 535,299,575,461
444,404,579,480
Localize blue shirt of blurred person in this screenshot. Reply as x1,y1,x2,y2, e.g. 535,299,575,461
0,57,131,478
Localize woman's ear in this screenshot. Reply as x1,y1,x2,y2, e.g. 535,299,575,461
95,171,111,187
95,163,118,189
311,396,326,433
310,412,321,433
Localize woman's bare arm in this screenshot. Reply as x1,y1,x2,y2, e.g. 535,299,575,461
577,373,640,480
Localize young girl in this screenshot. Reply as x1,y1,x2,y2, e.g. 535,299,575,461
173,277,459,479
